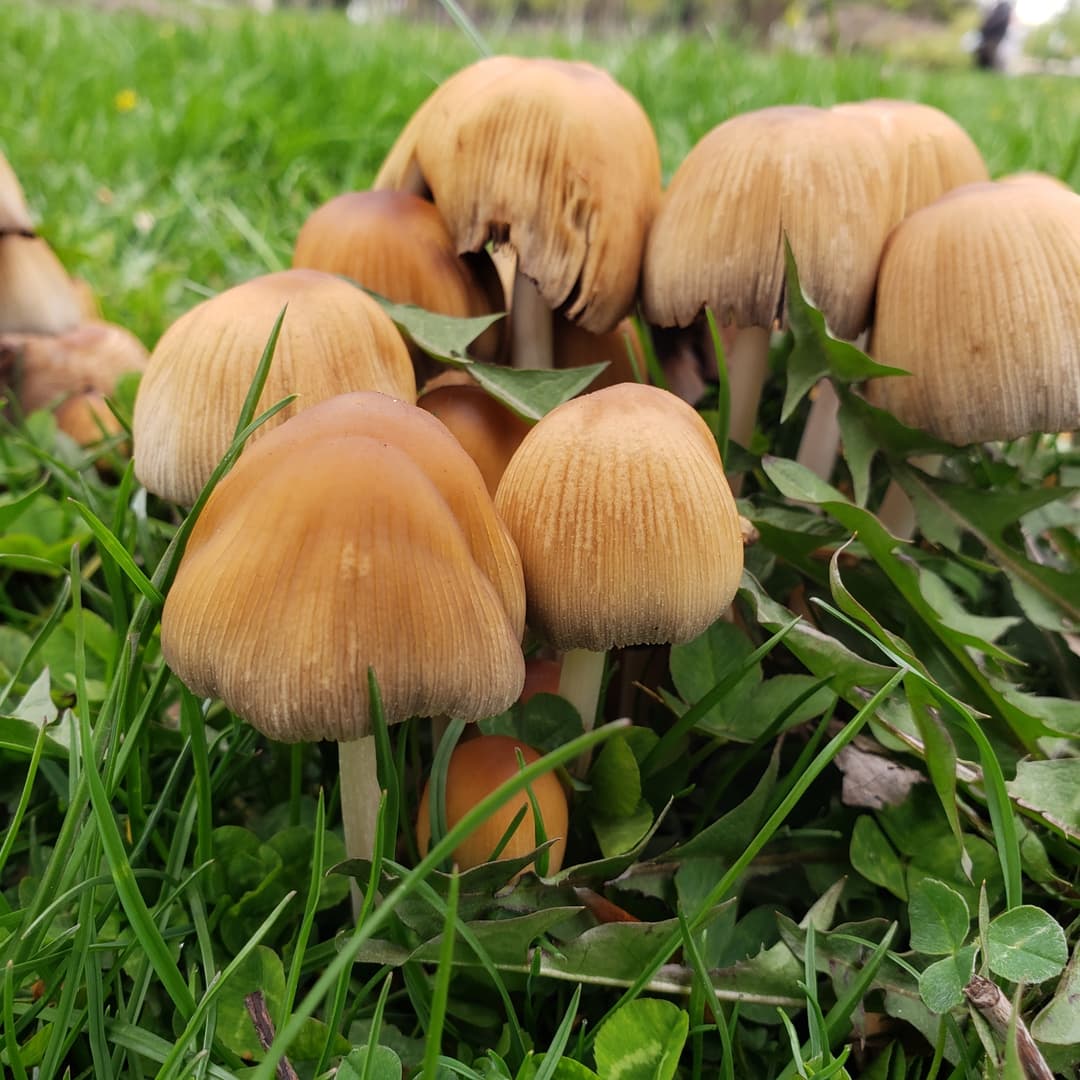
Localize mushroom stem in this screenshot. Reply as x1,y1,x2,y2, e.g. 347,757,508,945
339,734,381,916
795,379,841,481
511,271,553,370
877,454,942,539
558,647,607,775
726,325,770,490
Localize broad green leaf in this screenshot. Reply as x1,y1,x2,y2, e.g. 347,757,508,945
470,362,608,421
763,456,851,507
0,668,69,758
1006,760,1080,841
908,879,970,956
592,799,654,859
407,908,581,966
669,619,760,732
850,816,907,901
0,479,48,531
481,693,584,754
986,906,1067,984
551,803,671,885
366,293,504,362
918,945,977,1014
517,1054,599,1080
589,734,642,819
1032,943,1080,1044
594,999,689,1080
338,1045,403,1080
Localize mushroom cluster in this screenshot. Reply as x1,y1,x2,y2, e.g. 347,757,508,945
0,149,147,448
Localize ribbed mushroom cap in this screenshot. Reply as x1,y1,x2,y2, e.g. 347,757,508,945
495,383,744,651
832,99,988,223
162,430,525,742
0,236,82,334
0,152,33,236
292,190,507,365
998,171,1072,193
234,391,526,640
375,56,661,334
0,320,148,414
642,105,893,340
133,269,415,506
418,379,532,499
867,181,1080,444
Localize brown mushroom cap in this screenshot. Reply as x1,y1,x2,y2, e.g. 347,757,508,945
55,392,125,448
832,99,988,223
642,105,893,340
132,269,415,505
162,425,525,742
375,56,661,334
495,383,744,651
0,320,148,414
867,181,1080,444
0,152,33,236
418,379,532,499
234,391,526,640
0,236,82,335
292,190,507,366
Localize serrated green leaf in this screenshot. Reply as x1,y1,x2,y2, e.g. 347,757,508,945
594,998,689,1080
987,906,1068,984
1032,943,1080,1045
918,945,977,1014
470,363,608,421
763,456,851,506
1006,760,1080,842
908,879,970,956
365,291,504,362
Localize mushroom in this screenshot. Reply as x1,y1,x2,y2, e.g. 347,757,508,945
495,383,744,740
292,190,508,382
375,56,661,371
642,106,894,478
161,392,526,863
0,151,33,237
132,269,415,505
416,735,568,874
0,236,83,335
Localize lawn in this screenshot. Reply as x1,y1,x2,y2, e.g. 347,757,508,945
2,2,1080,1078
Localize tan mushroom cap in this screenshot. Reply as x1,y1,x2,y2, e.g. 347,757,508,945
832,99,988,223
375,56,661,334
0,320,148,414
495,383,744,652
292,190,507,365
0,236,82,335
55,392,125,448
234,391,526,640
418,379,531,500
0,152,33,235
133,269,415,505
642,105,893,340
162,429,526,742
998,171,1073,193
867,181,1080,444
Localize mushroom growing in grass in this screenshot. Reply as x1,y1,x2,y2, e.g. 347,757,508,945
867,181,1080,534
416,735,568,875
161,392,526,864
375,56,661,371
0,236,83,335
292,190,508,382
0,150,33,236
495,383,744,744
643,106,893,479
133,269,415,505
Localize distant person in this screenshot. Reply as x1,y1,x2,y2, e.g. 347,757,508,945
975,0,1013,69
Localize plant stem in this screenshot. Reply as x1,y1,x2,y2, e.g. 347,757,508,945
963,974,1053,1080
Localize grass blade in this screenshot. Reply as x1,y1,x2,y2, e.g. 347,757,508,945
420,868,461,1079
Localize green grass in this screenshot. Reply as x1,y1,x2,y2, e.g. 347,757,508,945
3,3,1080,1078
4,0,1078,346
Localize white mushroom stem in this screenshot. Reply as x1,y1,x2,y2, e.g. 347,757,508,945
511,272,554,370
795,379,841,481
726,326,770,492
339,734,381,916
558,647,607,775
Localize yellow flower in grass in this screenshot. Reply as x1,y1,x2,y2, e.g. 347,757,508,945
115,89,138,113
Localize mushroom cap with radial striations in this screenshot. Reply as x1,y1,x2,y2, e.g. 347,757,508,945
642,105,894,341
832,99,988,224
132,269,415,506
292,190,507,365
232,390,526,640
374,56,662,335
418,378,532,501
0,320,147,415
0,236,83,335
867,181,1080,445
998,171,1073,193
161,429,526,743
0,152,33,235
495,383,744,652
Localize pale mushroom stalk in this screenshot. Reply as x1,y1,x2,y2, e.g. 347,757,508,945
511,272,554,370
727,325,771,458
557,647,607,769
795,378,842,481
338,735,381,863
877,454,942,539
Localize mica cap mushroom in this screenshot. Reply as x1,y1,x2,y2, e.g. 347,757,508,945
132,269,415,505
